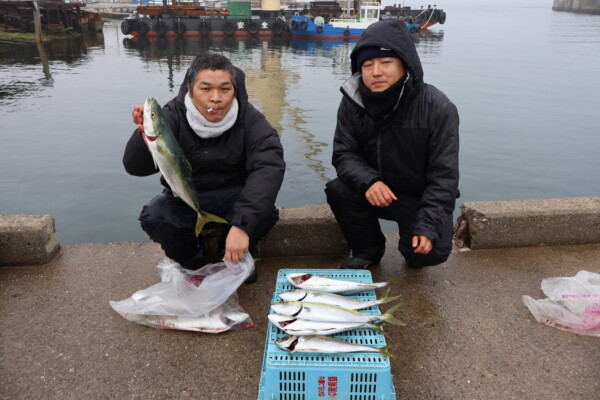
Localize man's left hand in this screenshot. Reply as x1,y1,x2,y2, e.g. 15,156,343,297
225,226,249,264
412,235,433,254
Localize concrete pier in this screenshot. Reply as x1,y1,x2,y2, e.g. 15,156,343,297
0,214,61,266
1,199,599,399
553,0,600,14
454,197,600,250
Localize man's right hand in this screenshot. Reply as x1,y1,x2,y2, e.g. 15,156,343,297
132,105,144,133
365,181,398,207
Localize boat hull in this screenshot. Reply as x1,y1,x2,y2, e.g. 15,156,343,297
381,6,447,29
290,16,364,39
290,15,419,39
121,16,289,38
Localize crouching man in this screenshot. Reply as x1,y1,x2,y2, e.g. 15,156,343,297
326,20,460,269
124,53,285,282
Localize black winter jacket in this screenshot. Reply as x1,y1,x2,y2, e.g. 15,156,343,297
333,20,459,244
123,67,285,237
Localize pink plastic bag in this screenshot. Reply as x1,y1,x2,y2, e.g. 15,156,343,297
523,270,600,336
109,254,255,333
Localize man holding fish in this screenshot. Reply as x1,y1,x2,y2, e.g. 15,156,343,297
124,53,285,282
326,20,460,270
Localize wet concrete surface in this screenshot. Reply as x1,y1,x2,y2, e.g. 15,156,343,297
1,236,599,399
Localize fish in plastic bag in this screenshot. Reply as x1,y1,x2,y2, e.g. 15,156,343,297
109,254,255,333
523,270,600,336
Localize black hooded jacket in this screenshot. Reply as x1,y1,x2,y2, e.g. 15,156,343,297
333,20,459,244
123,66,285,237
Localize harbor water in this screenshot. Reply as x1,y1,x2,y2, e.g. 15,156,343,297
1,0,599,244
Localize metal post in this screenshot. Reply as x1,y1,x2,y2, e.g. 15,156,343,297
32,1,52,79
32,0,43,44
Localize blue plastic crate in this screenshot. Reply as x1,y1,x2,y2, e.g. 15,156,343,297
258,269,396,400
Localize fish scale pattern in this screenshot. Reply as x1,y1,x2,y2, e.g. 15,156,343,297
258,269,397,400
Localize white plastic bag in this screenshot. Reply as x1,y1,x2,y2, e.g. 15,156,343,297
109,254,255,333
523,270,600,336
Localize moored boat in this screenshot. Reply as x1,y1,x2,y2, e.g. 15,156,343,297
290,2,419,39
120,0,289,37
121,14,288,37
381,4,446,29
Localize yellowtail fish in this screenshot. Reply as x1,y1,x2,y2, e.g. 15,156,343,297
276,335,394,358
278,288,400,310
116,307,253,333
286,272,392,294
142,98,228,236
268,313,385,336
271,301,405,326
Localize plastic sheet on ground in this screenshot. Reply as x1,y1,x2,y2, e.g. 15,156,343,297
109,254,255,333
523,270,600,337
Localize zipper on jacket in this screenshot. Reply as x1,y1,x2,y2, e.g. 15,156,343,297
377,74,408,178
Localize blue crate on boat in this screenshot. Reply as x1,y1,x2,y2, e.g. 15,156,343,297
258,269,396,400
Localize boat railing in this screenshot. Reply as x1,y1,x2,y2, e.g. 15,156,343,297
328,17,360,24
329,1,380,24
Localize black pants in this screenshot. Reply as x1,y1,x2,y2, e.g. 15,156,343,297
325,178,453,267
139,186,279,264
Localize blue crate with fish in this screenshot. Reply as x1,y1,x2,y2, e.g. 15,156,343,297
258,269,397,400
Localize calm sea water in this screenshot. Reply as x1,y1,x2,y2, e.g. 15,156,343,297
1,0,599,244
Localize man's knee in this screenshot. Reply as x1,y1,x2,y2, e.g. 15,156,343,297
403,250,450,268
325,178,346,203
138,192,194,240
325,178,364,208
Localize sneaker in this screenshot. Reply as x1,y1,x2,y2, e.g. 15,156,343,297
340,256,380,270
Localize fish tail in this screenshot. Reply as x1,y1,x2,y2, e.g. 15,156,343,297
381,302,406,327
376,288,402,306
195,212,229,237
387,276,402,286
379,344,395,358
371,321,390,338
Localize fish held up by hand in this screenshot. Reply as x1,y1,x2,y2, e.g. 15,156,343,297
142,98,228,236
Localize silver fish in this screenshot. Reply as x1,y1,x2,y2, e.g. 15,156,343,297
276,335,394,357
279,288,400,310
143,98,228,236
286,273,392,294
271,301,405,326
268,313,384,336
121,308,252,333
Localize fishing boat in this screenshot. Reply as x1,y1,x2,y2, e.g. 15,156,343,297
381,4,447,29
290,2,419,39
120,0,289,37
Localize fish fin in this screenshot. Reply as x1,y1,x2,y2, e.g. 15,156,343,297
381,302,406,327
194,212,229,237
387,276,402,286
379,344,395,358
371,322,390,338
376,288,402,306
151,155,158,170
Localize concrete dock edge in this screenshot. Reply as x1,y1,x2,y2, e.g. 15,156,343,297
454,197,600,249
3,197,600,266
0,214,61,266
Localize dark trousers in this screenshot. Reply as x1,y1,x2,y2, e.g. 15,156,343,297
325,178,453,267
139,186,279,265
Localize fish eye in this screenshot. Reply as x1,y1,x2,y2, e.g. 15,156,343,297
150,112,156,118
